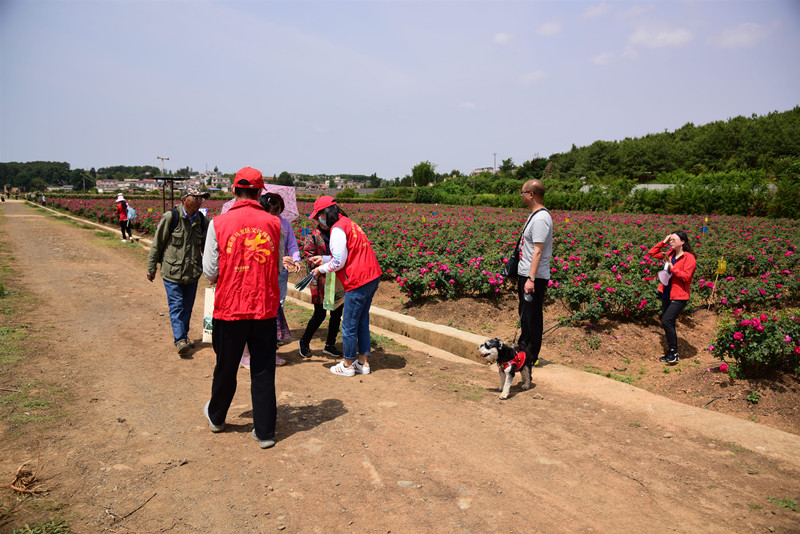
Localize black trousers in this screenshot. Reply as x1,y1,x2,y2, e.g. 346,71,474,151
209,318,277,440
660,298,687,352
119,220,132,239
517,277,548,363
300,303,343,347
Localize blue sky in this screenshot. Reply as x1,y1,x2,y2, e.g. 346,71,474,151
1,0,798,179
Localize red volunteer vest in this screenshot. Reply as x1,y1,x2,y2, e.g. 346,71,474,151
212,200,281,320
332,216,382,291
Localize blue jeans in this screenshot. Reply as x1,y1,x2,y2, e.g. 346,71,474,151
342,276,380,361
163,279,198,344
278,268,288,306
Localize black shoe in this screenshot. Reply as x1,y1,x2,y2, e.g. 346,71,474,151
323,345,343,357
659,349,676,362
298,341,311,359
664,351,679,364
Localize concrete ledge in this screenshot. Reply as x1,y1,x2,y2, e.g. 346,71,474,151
286,286,486,364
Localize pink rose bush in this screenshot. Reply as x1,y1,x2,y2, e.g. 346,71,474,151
710,308,800,377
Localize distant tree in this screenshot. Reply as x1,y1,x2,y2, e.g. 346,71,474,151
336,188,357,200
213,165,219,173
368,173,381,188
499,158,515,174
277,171,294,186
328,177,336,188
412,161,436,187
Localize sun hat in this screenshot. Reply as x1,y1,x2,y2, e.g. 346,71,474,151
181,185,210,199
116,194,126,203
234,167,264,190
309,195,337,219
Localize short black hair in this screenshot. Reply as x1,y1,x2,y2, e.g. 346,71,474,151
235,187,259,200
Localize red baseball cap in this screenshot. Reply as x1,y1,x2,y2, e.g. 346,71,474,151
234,167,264,190
309,195,337,219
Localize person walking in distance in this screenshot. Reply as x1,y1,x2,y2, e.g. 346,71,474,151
308,196,382,377
517,179,553,367
115,194,133,242
146,186,210,356
202,167,291,449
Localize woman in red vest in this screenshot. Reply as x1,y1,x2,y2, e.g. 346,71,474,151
309,196,382,377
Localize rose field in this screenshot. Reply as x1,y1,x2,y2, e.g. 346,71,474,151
47,196,800,377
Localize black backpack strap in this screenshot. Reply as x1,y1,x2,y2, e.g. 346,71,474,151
168,206,181,234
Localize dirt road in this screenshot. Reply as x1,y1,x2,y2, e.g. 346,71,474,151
1,200,799,533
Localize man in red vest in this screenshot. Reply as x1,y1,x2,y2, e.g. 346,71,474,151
309,196,382,377
202,167,287,449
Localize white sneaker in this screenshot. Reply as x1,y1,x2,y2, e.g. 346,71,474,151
330,361,355,377
204,401,225,433
353,361,371,375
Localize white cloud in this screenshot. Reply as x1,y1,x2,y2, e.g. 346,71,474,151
536,21,562,37
493,32,514,46
520,71,547,86
629,26,693,48
592,52,615,66
459,101,477,110
708,23,772,49
620,46,639,62
582,2,613,19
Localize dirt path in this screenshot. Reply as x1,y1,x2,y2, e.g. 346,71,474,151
1,200,799,533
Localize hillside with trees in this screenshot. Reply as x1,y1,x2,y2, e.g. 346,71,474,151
375,107,799,218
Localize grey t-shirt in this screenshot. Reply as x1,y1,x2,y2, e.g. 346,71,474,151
517,208,553,280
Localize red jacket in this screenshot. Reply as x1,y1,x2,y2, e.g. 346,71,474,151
646,241,697,301
332,216,382,291
115,202,128,222
212,200,282,320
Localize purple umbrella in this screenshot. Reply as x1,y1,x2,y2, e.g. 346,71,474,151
261,184,299,223
219,184,299,223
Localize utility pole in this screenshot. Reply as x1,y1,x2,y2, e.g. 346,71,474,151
157,156,169,176
493,153,497,173
157,156,170,213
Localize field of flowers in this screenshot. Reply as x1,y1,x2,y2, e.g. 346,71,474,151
48,197,799,315
46,196,800,375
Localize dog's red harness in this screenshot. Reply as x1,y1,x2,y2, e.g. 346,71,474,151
499,351,526,372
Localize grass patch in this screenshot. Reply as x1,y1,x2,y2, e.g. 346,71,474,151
10,519,70,534
0,325,28,365
584,366,639,385
767,496,798,512
443,383,484,402
370,332,408,352
0,381,70,433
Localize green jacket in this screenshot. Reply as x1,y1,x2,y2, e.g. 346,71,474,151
146,208,209,284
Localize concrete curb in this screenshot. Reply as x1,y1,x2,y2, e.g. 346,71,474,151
286,285,487,364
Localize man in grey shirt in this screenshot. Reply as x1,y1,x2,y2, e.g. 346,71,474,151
517,179,553,366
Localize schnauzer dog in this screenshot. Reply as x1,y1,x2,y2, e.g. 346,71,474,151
478,338,534,399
